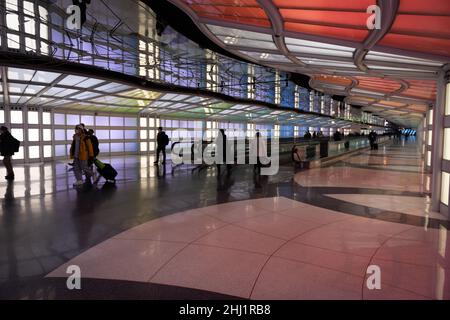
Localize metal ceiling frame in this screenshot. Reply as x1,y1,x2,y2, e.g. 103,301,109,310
1,65,381,128
167,0,450,127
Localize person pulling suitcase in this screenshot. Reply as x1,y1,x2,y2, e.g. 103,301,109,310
93,159,118,184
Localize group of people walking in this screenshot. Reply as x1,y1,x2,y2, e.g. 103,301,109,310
69,123,99,187
214,129,268,175
1,121,381,186
303,129,343,142
303,130,325,139
0,123,101,186
0,123,167,186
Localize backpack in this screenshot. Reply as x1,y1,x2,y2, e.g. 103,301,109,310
163,133,169,146
11,136,20,152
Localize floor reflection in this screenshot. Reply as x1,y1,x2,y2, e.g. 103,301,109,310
0,140,448,299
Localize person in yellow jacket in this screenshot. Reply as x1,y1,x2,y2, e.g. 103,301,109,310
70,124,94,187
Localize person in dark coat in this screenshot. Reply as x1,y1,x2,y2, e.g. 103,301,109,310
369,130,378,150
87,129,99,158
154,127,169,165
215,129,232,175
304,130,312,140
87,129,100,181
0,126,18,180
333,130,342,141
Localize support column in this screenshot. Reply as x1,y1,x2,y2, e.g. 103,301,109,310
426,106,433,172
1,67,10,126
431,67,450,214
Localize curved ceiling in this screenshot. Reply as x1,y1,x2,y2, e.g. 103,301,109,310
167,0,450,127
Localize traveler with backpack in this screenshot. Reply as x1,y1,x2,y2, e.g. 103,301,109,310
86,129,100,180
68,123,87,167
87,129,99,163
0,126,20,180
154,127,169,165
70,124,94,187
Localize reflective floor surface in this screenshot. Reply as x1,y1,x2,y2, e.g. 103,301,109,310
1,140,449,299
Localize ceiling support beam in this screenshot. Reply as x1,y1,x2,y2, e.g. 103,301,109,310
162,0,434,125
354,0,400,73
256,0,306,67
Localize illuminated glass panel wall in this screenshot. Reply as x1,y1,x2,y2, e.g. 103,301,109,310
53,113,139,158
139,39,160,81
280,75,295,108
345,104,351,120
0,0,354,121
298,88,310,111
218,57,247,98
206,50,219,92
246,123,255,138
139,116,160,153
426,107,433,170
294,86,299,109
8,107,51,160
274,72,281,105
446,84,450,116
5,0,49,54
299,126,309,138
160,119,204,146
255,123,274,138
441,172,449,206
247,65,256,100
1,105,374,164
9,107,24,160
323,95,332,115
254,67,275,104
280,125,294,138
218,122,246,138
313,93,320,113
440,82,450,211
273,125,280,138
205,121,219,141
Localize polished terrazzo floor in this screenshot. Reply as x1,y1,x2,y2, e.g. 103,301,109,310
1,139,449,299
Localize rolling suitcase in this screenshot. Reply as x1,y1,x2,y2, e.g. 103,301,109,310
94,159,118,183
373,143,379,150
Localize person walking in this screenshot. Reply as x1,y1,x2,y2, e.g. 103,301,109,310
369,130,378,150
154,127,169,165
215,129,231,175
0,126,19,180
68,123,87,167
87,129,100,181
70,125,94,187
333,130,342,141
87,129,99,162
253,131,267,174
